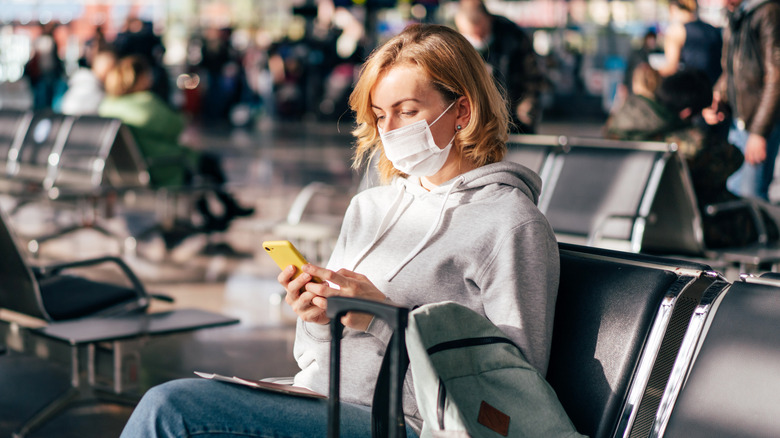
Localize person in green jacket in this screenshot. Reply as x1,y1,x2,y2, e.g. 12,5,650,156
99,55,253,235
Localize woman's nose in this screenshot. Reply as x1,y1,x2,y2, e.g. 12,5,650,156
383,115,401,132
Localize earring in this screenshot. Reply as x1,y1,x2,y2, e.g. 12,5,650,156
456,125,462,131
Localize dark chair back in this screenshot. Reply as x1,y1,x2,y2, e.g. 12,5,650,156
505,134,560,181
640,150,706,255
505,135,709,257
0,109,32,172
660,275,780,438
52,115,149,191
7,112,72,185
0,206,50,320
548,244,721,438
543,139,670,250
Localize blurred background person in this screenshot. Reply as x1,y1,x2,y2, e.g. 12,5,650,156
604,63,664,140
23,22,65,111
195,25,245,125
622,29,661,97
606,69,775,248
114,16,170,104
454,0,545,133
657,0,722,86
99,55,254,240
60,48,117,115
710,0,780,202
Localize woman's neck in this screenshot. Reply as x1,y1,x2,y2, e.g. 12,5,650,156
422,154,478,188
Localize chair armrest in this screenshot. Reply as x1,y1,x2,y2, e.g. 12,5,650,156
587,213,643,248
36,256,148,299
286,182,338,225
149,293,175,303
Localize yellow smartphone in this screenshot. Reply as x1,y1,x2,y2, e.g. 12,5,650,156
262,240,322,283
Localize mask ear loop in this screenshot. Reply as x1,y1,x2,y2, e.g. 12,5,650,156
429,100,457,127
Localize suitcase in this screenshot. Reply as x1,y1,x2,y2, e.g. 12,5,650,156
326,296,409,438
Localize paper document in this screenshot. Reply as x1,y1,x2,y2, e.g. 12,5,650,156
194,371,327,399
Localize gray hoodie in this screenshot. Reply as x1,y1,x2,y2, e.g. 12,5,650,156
292,160,560,433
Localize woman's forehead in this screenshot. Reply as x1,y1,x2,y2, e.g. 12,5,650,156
371,65,437,106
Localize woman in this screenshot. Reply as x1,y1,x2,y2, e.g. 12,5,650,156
99,55,253,234
120,24,559,437
658,0,722,86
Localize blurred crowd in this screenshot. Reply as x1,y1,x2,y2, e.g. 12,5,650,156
605,0,780,247
15,1,780,202
21,5,370,127
19,0,555,131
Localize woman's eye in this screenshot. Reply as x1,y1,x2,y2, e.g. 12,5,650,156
401,111,417,117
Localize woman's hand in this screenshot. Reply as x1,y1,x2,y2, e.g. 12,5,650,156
278,265,330,325
301,264,387,331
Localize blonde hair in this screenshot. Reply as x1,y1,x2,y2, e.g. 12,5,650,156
104,55,151,97
671,0,698,12
349,23,509,183
632,62,661,98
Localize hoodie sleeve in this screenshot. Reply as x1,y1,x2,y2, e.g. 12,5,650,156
476,218,560,376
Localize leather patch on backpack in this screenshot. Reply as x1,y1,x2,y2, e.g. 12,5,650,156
477,400,510,436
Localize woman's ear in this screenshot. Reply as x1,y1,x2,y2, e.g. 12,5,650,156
455,95,471,130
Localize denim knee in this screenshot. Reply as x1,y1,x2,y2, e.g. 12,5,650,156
121,379,204,437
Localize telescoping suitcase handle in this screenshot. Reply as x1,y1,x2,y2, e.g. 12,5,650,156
326,296,409,438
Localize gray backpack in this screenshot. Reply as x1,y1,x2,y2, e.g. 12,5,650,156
406,301,587,437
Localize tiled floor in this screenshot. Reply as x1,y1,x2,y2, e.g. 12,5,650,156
0,118,609,437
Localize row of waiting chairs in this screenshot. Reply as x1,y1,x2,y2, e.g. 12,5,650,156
331,242,780,438
506,134,703,256
0,109,148,198
0,109,208,256
506,134,780,272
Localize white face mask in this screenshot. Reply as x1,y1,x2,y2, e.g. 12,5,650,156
379,101,457,177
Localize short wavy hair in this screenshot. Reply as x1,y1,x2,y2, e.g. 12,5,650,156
349,23,509,183
104,55,151,97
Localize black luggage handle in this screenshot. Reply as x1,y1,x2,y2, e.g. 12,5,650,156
326,296,409,438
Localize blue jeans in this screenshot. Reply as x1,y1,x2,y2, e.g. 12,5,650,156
726,118,780,200
120,378,419,437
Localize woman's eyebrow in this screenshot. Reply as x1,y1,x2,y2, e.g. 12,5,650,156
371,98,422,110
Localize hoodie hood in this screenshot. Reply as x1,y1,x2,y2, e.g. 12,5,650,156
401,160,542,205
347,160,542,281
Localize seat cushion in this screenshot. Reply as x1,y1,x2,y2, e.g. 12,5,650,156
38,274,141,321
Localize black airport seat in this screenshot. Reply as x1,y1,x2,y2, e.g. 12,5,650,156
659,274,780,438
0,205,239,437
548,244,725,438
318,243,727,438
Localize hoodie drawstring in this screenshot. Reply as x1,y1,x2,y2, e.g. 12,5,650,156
347,185,408,271
383,176,464,282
